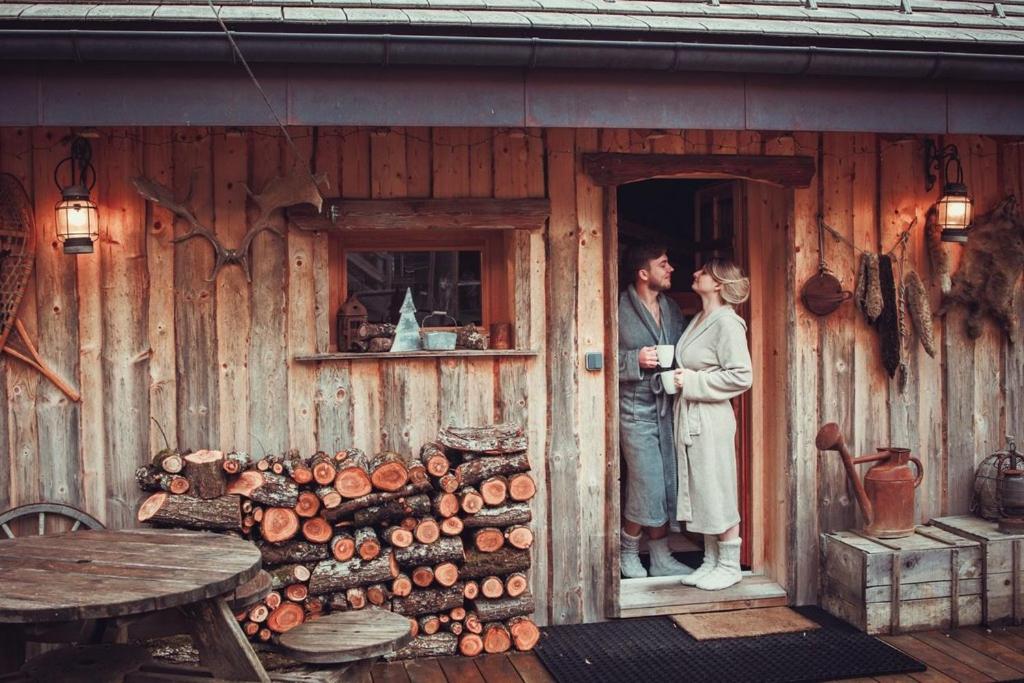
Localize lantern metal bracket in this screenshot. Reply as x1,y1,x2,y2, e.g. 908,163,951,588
923,139,965,193
54,136,97,199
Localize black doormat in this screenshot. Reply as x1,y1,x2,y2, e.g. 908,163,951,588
533,606,926,683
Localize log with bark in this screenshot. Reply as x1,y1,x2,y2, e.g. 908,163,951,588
437,471,461,494
260,507,300,543
259,539,329,566
483,623,512,653
370,451,409,492
464,612,482,635
411,566,434,588
438,424,527,454
479,476,508,506
346,587,366,609
183,450,227,499
461,503,532,529
414,517,440,545
440,516,464,536
389,633,458,660
301,516,332,544
460,547,530,579
227,471,300,509
473,527,505,553
432,492,459,519
391,574,413,597
504,572,528,598
316,486,342,509
459,632,483,656
433,562,460,588
417,615,441,635
310,451,338,486
153,449,184,474
383,525,414,549
281,449,313,485
507,473,536,502
333,449,372,499
394,536,465,567
480,576,504,599
284,583,308,603
456,453,530,488
459,487,484,515
222,451,252,475
294,491,321,518
352,494,432,527
471,593,535,623
355,527,381,561
325,485,432,523
330,532,356,561
366,584,389,606
390,584,465,617
505,525,534,550
508,616,539,651
268,564,312,590
308,551,400,595
135,464,190,494
137,492,242,532
419,442,450,477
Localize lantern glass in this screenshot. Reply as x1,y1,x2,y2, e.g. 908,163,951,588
55,196,99,254
936,184,973,243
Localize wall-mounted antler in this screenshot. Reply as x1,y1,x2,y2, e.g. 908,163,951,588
132,175,282,282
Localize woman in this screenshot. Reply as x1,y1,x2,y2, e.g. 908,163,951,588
671,258,753,591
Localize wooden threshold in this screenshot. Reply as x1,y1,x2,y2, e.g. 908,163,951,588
294,350,539,362
618,574,787,618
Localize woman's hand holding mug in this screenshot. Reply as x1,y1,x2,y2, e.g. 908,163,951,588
673,369,685,390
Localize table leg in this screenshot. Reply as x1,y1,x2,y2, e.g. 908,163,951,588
0,625,25,674
181,597,270,683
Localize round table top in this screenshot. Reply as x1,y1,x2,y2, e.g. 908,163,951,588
0,528,262,624
277,609,415,664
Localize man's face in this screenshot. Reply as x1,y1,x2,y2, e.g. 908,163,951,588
640,254,673,291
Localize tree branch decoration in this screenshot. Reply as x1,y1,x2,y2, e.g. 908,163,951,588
132,169,328,282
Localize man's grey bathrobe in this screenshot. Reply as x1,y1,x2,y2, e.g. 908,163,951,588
618,285,687,527
673,305,753,534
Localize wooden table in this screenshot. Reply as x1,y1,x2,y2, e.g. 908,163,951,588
0,528,270,682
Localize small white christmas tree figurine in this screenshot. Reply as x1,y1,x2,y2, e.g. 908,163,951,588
390,287,422,352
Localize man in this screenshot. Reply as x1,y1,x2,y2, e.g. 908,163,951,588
618,244,692,578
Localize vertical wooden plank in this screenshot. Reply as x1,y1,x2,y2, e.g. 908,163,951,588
432,128,470,199
468,128,493,199
286,128,317,456
962,136,1002,486
32,127,81,507
144,128,178,457
850,134,890,526
650,130,686,155
1,127,40,512
817,133,858,534
172,128,218,451
100,129,149,528
314,127,352,452
575,129,606,623
249,128,288,457
544,128,583,624
77,133,106,524
712,131,739,155
342,127,380,456
0,130,8,514
791,131,821,605
382,359,439,459
213,129,251,454
999,142,1024,449
405,127,431,199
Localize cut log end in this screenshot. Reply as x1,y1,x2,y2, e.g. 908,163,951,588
504,573,529,598
414,518,440,545
138,492,168,522
508,473,537,502
483,624,512,654
294,491,321,518
481,576,504,599
301,517,332,544
331,534,356,562
440,516,464,537
412,566,435,588
474,528,505,553
508,617,540,651
371,463,409,492
334,468,373,499
459,633,484,657
433,562,460,588
506,526,534,550
267,602,305,633
261,507,300,544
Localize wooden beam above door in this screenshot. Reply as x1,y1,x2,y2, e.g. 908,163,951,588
582,153,816,188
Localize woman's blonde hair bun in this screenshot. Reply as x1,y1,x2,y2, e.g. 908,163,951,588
705,257,750,305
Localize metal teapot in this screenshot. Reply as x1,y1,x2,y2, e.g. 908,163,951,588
816,423,923,539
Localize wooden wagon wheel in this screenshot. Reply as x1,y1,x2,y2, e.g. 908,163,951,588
0,502,104,538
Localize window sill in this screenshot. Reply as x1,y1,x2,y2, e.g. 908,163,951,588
293,350,539,362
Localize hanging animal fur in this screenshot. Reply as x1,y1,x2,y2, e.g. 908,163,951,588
936,195,1024,342
925,206,952,296
904,269,937,358
856,252,883,323
876,255,902,378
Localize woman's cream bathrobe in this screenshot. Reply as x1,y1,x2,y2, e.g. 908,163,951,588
673,305,753,534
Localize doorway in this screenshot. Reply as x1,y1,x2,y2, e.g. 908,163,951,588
610,177,789,618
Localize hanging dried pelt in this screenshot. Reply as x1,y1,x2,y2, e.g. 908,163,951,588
904,270,937,358
925,206,952,295
876,255,902,378
855,253,883,324
936,195,1024,342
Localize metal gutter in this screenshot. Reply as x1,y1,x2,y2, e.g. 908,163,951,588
0,29,1023,81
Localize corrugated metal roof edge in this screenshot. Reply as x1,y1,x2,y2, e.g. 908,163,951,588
1,29,1023,80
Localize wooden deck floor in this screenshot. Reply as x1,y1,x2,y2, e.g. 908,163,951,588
369,625,1024,683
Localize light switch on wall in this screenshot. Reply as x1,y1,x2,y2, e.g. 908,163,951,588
584,352,603,371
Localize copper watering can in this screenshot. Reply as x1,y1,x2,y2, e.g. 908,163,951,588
815,423,923,539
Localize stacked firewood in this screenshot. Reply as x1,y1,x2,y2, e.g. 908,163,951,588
134,424,540,658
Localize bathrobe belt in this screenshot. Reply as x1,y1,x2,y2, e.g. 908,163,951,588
652,375,701,444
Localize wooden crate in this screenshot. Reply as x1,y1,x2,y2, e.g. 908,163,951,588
819,526,982,635
930,515,1024,626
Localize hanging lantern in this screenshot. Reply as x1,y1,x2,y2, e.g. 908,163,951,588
924,140,973,243
54,136,99,254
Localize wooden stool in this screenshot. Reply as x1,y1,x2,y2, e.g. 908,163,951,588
20,644,151,683
277,610,414,664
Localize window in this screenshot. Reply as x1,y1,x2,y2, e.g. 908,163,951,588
329,230,510,350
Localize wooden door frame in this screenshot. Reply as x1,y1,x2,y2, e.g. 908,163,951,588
598,163,804,619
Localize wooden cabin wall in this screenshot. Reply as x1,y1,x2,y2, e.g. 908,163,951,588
0,125,1020,623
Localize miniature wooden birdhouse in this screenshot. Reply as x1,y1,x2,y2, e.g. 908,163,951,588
337,294,368,351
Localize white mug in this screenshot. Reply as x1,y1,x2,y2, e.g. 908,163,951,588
656,345,675,368
659,370,678,395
